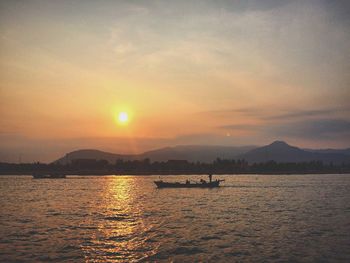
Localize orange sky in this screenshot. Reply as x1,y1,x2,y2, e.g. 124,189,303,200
0,0,349,162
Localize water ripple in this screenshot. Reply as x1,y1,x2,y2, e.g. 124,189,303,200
0,174,349,262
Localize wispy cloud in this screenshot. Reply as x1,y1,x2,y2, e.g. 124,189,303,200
219,117,350,143
197,108,264,118
263,107,350,120
216,106,350,144
1,0,350,160
218,124,261,131
206,106,350,121
269,119,350,140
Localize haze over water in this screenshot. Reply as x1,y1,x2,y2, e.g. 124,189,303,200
1,174,349,262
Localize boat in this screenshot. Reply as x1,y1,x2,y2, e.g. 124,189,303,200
32,173,66,179
154,174,224,188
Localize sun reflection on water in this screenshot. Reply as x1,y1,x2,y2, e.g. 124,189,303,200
81,176,158,262
2,175,350,262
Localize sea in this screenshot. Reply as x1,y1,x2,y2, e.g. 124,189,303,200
0,174,349,262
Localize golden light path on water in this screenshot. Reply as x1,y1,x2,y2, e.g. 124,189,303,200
81,176,160,262
0,175,350,262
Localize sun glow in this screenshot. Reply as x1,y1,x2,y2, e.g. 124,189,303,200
117,112,129,125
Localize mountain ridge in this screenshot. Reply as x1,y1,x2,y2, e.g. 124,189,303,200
54,145,257,164
238,141,349,164
54,141,350,164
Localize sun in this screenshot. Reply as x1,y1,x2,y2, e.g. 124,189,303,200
117,112,129,124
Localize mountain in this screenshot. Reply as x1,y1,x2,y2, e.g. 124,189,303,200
53,141,350,164
54,149,133,165
54,145,256,164
239,141,350,164
138,145,256,162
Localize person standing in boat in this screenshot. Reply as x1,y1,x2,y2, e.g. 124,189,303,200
208,174,212,183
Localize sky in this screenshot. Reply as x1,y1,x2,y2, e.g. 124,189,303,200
0,0,349,162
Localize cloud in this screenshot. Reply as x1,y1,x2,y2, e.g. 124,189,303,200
216,106,350,144
218,124,260,131
198,108,264,118
1,0,350,160
270,119,350,140
205,106,350,121
266,109,334,120
321,0,350,23
220,117,350,142
263,107,350,120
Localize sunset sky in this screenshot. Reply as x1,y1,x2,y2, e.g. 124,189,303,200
1,0,349,162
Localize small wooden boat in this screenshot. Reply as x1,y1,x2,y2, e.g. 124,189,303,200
154,175,224,188
32,173,66,179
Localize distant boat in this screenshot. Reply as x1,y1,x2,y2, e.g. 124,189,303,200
154,174,224,188
32,173,66,179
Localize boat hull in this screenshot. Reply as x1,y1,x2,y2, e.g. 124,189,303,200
33,174,66,179
154,180,222,188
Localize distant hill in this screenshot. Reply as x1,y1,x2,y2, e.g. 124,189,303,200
54,145,256,164
138,145,256,162
54,149,133,165
239,141,350,164
53,141,350,165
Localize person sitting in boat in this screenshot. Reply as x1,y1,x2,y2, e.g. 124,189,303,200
200,179,207,184
186,179,190,184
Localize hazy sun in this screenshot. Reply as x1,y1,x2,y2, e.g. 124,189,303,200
117,112,129,124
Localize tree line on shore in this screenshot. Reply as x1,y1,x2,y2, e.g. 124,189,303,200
1,158,349,175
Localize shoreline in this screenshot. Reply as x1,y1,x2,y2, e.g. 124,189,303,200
1,172,350,176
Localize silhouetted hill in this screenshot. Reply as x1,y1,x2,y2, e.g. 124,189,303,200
138,145,256,162
54,149,133,165
239,141,350,164
54,145,256,164
53,142,350,165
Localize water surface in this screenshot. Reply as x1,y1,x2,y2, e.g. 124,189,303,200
0,174,349,262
